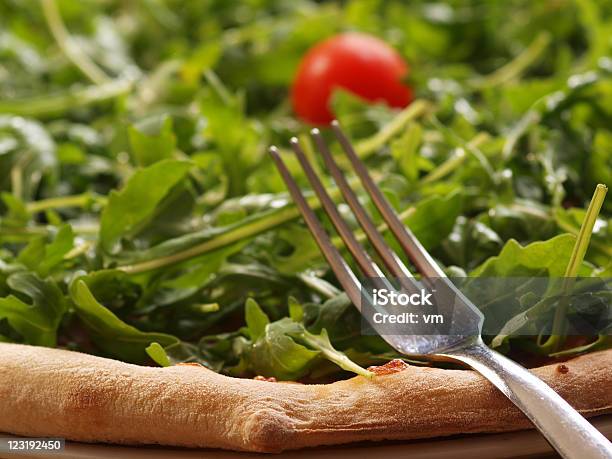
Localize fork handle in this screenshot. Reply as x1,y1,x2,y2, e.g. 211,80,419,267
443,340,612,459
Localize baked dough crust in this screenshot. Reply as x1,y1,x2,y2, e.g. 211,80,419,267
0,343,610,452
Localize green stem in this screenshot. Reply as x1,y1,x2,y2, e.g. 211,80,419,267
0,226,49,237
63,241,92,260
0,224,98,238
555,218,612,257
355,100,431,158
203,70,233,106
118,189,418,276
421,149,466,185
117,179,343,274
26,193,107,213
420,132,489,184
117,206,300,274
543,184,608,352
471,32,551,89
40,0,110,85
0,79,132,117
297,273,341,299
563,185,608,278
575,0,607,70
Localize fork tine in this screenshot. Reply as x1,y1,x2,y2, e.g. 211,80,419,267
289,137,385,280
310,128,417,288
331,120,446,279
268,146,363,309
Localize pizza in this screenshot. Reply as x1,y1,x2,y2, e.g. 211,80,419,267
1,342,610,452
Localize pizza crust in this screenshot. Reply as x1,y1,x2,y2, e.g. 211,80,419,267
0,342,610,452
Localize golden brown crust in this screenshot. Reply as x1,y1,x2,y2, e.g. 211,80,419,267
0,343,610,452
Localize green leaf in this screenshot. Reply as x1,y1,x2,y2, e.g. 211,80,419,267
245,298,269,341
145,342,171,367
18,224,74,277
199,87,260,197
78,269,142,311
146,340,215,368
469,234,595,348
239,298,371,380
267,224,323,274
144,242,247,307
288,297,304,322
70,280,179,363
550,334,612,357
128,116,177,167
243,317,319,380
0,272,66,346
0,115,57,199
391,122,424,182
0,296,56,345
100,159,191,254
470,234,591,277
406,191,463,250
1,193,29,226
441,216,503,270
181,42,221,85
16,238,45,272
289,328,373,378
114,204,298,272
304,293,353,335
588,131,612,196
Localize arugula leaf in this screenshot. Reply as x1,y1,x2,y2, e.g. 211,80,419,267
241,316,319,380
470,234,591,277
288,296,304,322
0,115,57,199
79,269,142,311
17,224,74,277
245,298,269,341
70,279,179,363
550,333,612,357
0,296,56,346
100,159,192,254
466,234,592,346
238,299,370,380
0,1,610,379
289,328,373,378
143,242,247,307
149,340,219,369
0,193,29,227
128,116,177,167
145,342,171,367
391,122,427,182
404,190,463,250
0,272,66,346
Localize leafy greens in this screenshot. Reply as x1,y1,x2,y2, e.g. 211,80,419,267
0,0,610,380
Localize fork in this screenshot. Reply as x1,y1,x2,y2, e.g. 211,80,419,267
268,121,612,459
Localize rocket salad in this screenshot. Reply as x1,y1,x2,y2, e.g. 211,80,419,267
0,0,610,381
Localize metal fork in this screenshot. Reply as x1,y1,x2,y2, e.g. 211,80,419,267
268,121,612,459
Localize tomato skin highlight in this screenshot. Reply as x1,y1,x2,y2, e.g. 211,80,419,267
291,32,413,125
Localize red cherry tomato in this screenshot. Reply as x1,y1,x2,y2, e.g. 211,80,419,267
291,32,413,125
